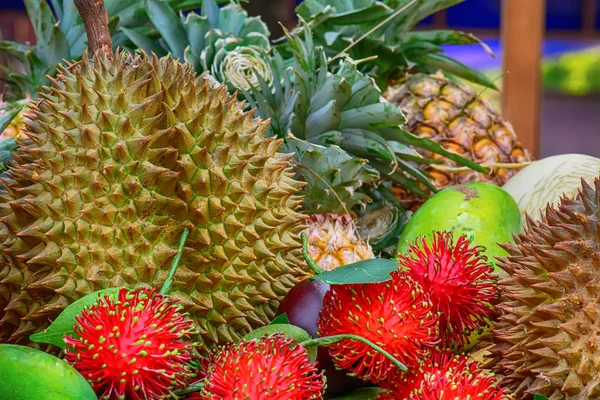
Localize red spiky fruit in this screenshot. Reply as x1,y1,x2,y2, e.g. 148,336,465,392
397,231,500,348
64,288,198,400
377,349,514,399
317,273,439,383
199,333,325,399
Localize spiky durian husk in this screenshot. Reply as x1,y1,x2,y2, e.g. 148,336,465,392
490,178,600,400
0,50,311,348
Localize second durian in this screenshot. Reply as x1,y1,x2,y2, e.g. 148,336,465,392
490,177,600,399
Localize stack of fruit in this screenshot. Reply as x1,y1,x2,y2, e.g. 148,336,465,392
1,0,600,399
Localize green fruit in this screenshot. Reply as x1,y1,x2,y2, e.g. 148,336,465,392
501,153,600,229
398,182,521,271
0,344,96,399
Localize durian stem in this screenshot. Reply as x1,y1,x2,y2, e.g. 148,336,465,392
301,232,325,275
74,0,113,60
159,227,189,296
301,334,408,372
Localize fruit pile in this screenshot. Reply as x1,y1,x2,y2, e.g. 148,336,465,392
0,0,599,399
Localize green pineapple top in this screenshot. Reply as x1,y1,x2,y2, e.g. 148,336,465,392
294,0,497,90
243,22,483,212
123,0,272,93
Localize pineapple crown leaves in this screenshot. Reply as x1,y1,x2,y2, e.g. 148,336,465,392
244,21,485,200
294,0,497,90
287,136,379,214
127,0,272,92
244,22,404,167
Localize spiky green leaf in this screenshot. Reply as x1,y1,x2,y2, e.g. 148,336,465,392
145,0,189,59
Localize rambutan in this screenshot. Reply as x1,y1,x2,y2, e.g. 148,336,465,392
377,349,514,400
397,231,499,348
64,288,198,400
199,333,325,399
316,273,439,383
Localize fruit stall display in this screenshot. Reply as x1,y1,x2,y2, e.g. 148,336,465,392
0,0,598,399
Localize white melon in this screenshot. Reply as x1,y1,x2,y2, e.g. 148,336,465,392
502,153,600,230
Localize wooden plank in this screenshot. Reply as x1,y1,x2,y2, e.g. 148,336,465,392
582,0,597,36
432,9,447,29
501,0,546,158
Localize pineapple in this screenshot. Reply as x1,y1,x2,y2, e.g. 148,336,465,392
242,23,465,269
306,213,374,270
296,0,533,209
384,72,531,210
287,138,378,270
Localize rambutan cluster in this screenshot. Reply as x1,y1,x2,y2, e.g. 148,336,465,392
64,288,326,399
62,231,506,399
316,231,507,396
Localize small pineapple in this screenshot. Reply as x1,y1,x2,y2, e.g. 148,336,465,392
384,72,532,210
306,213,374,271
288,138,377,270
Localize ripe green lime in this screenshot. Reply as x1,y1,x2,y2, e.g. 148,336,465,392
0,344,96,400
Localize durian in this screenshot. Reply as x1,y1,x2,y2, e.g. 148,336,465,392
490,177,600,399
0,49,311,348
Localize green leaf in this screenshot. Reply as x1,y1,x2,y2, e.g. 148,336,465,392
380,127,487,173
201,0,220,27
269,313,290,325
242,324,317,362
0,41,29,64
329,387,384,400
29,287,123,348
0,106,24,133
24,0,57,64
0,137,17,166
415,53,498,90
334,128,398,164
405,30,494,57
47,22,70,65
328,4,392,25
311,258,399,285
243,324,311,342
534,396,549,400
119,27,167,57
169,0,245,12
145,0,189,59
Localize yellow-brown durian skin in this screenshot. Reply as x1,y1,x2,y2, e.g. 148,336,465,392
491,177,600,399
0,51,310,348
